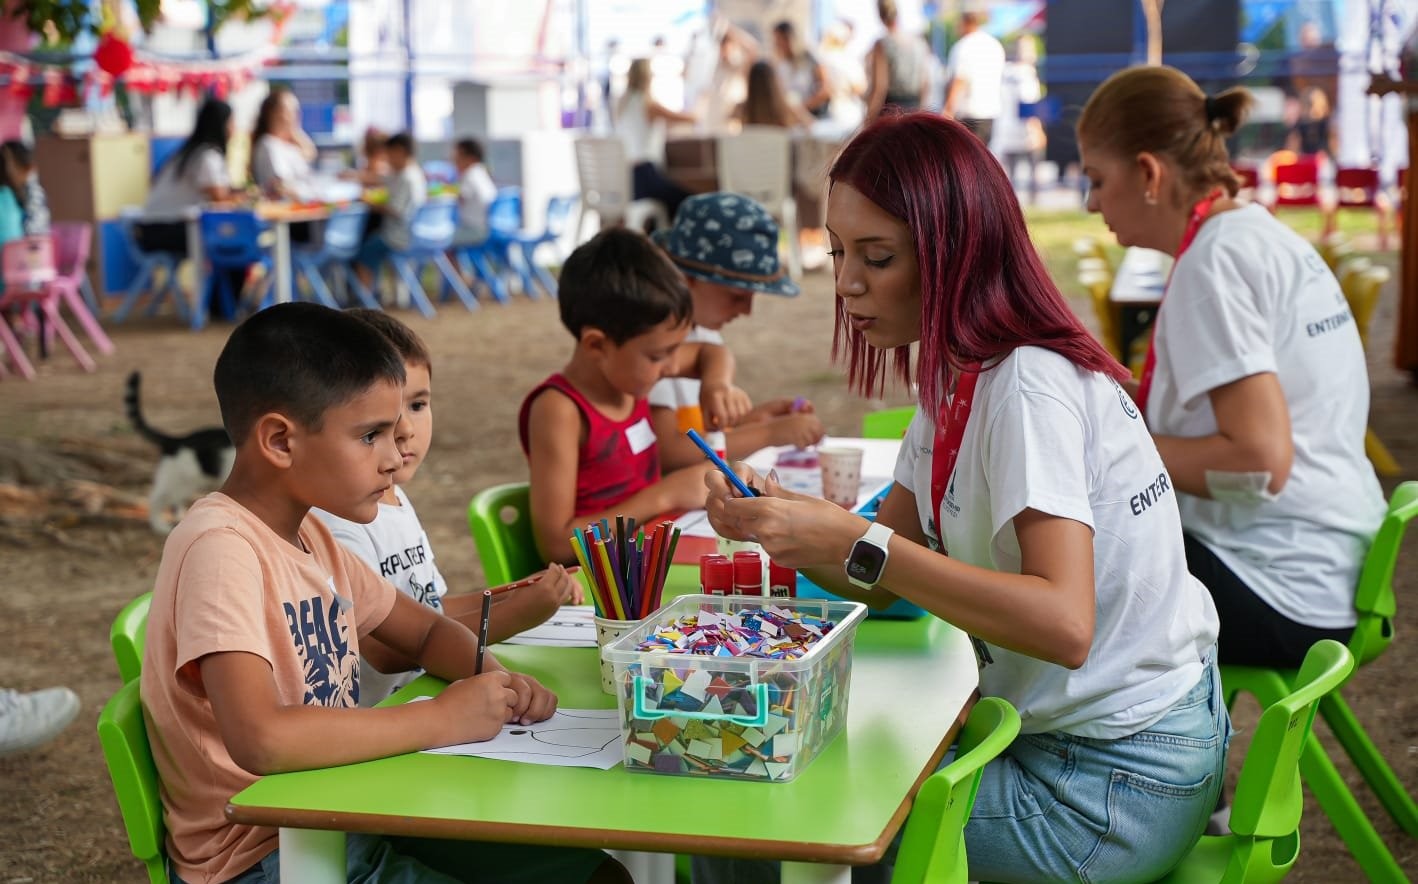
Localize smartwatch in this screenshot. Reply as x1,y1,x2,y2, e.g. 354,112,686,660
845,522,894,589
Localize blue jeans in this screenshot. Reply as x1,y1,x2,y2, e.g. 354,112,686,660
693,659,1230,884
170,832,610,884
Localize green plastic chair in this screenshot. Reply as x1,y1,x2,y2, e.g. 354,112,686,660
1220,481,1418,884
97,679,167,884
862,406,917,440
1158,639,1355,884
891,697,1023,884
111,592,152,683
467,482,543,586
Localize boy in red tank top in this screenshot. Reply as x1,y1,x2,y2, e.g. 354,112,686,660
520,228,748,565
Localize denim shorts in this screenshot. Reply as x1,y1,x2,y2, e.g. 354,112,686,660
170,832,610,884
965,658,1231,883
692,658,1230,884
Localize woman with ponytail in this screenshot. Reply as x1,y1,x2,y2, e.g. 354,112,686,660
1078,66,1385,670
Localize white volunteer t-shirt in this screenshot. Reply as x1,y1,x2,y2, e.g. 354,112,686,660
315,486,448,706
944,30,1006,120
648,325,725,416
144,147,229,217
1147,203,1385,629
382,164,428,251
895,347,1219,738
252,134,313,196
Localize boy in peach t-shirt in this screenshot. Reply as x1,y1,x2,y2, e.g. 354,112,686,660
139,303,626,884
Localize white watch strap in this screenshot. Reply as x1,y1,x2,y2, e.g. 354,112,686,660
862,522,894,549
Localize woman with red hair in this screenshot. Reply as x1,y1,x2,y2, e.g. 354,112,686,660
701,113,1226,883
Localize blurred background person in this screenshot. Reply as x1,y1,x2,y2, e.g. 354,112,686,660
772,20,832,121
250,87,318,202
1286,86,1337,162
735,59,815,129
818,19,866,131
865,0,929,119
944,9,1006,145
996,34,1046,203
617,57,697,223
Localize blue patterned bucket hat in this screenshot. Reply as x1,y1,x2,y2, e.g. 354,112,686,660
652,192,800,297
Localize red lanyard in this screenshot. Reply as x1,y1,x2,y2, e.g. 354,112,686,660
930,367,981,528
1134,192,1221,413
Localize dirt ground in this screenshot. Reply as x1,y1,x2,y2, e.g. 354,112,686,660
0,258,1415,882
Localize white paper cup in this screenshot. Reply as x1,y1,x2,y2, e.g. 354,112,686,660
819,445,865,508
594,615,639,695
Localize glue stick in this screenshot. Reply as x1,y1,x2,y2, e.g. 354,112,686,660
732,550,764,596
704,429,727,461
700,554,732,596
768,561,797,598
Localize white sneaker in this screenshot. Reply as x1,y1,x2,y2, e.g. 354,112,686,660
0,687,81,757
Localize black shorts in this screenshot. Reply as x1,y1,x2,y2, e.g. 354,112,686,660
1184,533,1352,669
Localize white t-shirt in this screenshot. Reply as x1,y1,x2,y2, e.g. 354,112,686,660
1148,204,1385,629
144,146,229,217
315,486,448,706
944,30,1006,120
251,134,313,197
648,325,724,418
894,347,1219,738
617,92,666,165
456,163,498,242
381,164,428,251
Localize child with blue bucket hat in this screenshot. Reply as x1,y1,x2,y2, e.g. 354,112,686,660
649,192,826,469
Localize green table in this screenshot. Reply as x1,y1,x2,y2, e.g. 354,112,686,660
226,602,977,884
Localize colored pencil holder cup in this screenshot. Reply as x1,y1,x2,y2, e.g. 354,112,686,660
593,616,641,694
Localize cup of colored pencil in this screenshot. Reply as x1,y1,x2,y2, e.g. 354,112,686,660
569,516,680,694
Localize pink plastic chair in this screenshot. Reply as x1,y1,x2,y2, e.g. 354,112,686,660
0,235,95,378
50,223,113,356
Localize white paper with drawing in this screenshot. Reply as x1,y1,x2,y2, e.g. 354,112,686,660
422,707,622,769
497,605,597,647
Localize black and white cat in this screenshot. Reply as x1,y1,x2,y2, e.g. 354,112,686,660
125,371,234,535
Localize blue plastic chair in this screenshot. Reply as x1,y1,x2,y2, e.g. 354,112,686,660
422,160,457,184
453,190,515,304
292,203,378,310
387,199,479,318
485,190,574,299
199,209,271,320
109,213,188,327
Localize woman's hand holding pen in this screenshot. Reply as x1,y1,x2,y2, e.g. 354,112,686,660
704,467,868,570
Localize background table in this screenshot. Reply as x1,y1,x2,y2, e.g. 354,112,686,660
227,613,978,884
1109,247,1172,364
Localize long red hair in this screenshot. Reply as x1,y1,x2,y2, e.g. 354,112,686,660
829,112,1126,417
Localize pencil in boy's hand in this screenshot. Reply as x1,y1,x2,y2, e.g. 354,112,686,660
686,428,758,498
474,589,492,675
485,565,582,597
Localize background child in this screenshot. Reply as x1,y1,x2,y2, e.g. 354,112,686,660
1,141,47,236
140,302,625,884
452,136,498,245
356,132,427,287
520,228,745,565
648,192,826,469
318,309,582,707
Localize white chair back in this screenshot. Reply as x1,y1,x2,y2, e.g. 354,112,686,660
574,137,634,223
716,126,792,210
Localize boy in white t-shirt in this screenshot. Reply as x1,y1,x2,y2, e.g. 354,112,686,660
355,132,427,289
452,136,498,245
317,310,580,706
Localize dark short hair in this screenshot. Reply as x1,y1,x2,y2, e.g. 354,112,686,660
214,303,406,444
558,228,692,344
385,132,414,153
454,137,485,163
2,140,32,169
345,308,432,377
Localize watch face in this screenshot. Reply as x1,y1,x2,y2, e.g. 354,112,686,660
847,540,888,584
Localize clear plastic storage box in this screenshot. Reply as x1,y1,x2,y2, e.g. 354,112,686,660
600,594,868,782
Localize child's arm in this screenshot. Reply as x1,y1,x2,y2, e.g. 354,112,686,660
527,390,713,564
201,593,555,774
664,340,751,430
651,403,827,471
442,564,583,645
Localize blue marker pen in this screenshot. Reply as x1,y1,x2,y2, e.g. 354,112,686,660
686,429,758,498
